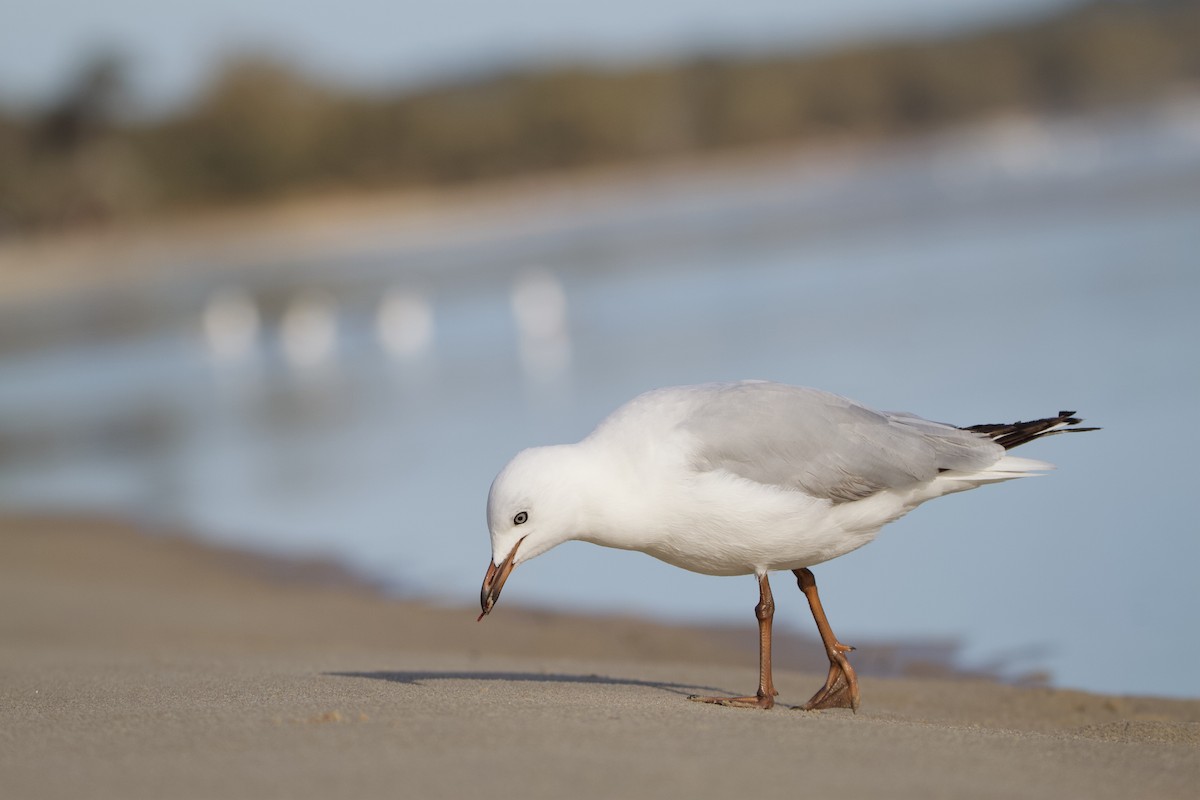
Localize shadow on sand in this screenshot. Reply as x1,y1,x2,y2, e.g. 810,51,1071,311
326,670,735,699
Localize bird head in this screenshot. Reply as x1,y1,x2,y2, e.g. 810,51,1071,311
478,445,585,620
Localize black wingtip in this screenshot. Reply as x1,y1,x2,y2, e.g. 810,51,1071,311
964,410,1099,450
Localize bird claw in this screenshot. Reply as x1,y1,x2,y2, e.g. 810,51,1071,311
688,693,775,710
798,650,860,712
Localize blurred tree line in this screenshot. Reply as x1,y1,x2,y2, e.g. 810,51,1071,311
1,0,1198,235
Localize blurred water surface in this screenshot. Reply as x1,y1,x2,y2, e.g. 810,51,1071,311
2,105,1198,697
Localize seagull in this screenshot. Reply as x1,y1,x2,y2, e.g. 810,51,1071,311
478,381,1096,711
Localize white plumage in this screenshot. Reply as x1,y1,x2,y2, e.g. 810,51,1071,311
487,382,1051,574
478,380,1094,711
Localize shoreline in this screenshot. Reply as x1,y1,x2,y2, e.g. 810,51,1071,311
7,94,1198,308
0,513,1032,682
2,515,1198,799
0,139,859,306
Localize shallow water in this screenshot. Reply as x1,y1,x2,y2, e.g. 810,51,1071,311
2,105,1199,697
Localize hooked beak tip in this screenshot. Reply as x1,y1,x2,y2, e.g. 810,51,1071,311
478,538,523,619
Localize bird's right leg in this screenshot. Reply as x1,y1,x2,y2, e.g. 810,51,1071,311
688,572,776,709
793,567,860,712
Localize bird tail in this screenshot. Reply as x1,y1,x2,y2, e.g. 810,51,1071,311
933,411,1098,492
962,411,1100,450
938,454,1056,490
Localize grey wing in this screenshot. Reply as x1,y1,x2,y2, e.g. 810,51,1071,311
683,382,1003,502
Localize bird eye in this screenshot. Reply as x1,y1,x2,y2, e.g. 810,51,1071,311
513,511,528,525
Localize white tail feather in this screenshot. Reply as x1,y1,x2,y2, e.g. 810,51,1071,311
938,454,1054,489
987,454,1055,474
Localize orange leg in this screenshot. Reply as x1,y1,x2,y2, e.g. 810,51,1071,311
793,568,860,711
689,573,776,709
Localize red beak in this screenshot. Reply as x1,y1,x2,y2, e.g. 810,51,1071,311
477,537,523,621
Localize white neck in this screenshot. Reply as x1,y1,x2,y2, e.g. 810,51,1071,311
562,439,666,553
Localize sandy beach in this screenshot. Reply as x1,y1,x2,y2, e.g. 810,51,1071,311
1,516,1197,800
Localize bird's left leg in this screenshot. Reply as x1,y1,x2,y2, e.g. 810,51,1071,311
793,567,860,712
688,572,776,709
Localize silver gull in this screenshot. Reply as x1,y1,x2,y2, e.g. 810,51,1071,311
478,381,1097,711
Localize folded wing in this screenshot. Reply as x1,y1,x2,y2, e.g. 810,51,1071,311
684,382,1003,503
